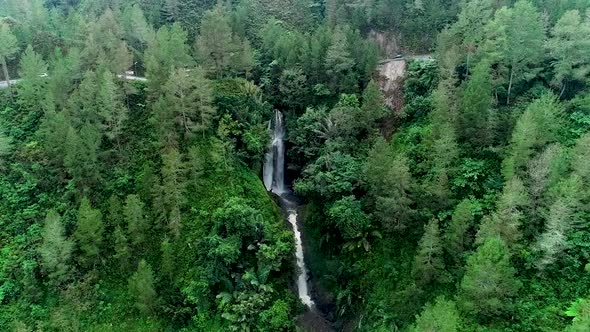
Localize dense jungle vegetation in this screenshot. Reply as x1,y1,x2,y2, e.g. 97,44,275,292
0,0,590,331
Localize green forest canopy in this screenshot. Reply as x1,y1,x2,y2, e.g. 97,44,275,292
0,0,589,331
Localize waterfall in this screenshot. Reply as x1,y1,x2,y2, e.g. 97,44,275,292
288,208,314,308
263,120,273,191
263,110,286,194
263,110,315,309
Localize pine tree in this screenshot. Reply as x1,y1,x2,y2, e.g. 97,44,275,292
325,25,355,93
144,23,193,100
572,133,590,185
485,1,544,104
187,145,204,191
161,67,216,140
413,219,449,285
160,148,186,237
411,297,461,332
98,70,127,142
113,225,131,273
452,0,494,75
458,61,493,147
476,177,529,249
503,94,564,181
535,197,575,270
160,237,174,279
365,139,414,232
47,48,82,109
460,237,521,318
17,45,49,112
39,109,71,168
64,122,101,194
547,10,590,97
39,210,73,286
360,79,387,129
445,199,476,265
124,194,148,248
128,259,157,314
0,23,19,89
195,3,252,78
73,197,104,269
527,144,566,229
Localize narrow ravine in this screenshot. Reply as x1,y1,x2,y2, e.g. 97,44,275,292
264,110,314,309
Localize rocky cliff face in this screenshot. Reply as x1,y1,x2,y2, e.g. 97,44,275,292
377,58,406,112
377,58,406,138
367,30,401,57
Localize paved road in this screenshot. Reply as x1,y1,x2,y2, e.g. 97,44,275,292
0,79,20,89
378,54,434,64
0,75,147,89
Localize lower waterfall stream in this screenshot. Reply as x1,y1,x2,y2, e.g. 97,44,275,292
263,110,315,309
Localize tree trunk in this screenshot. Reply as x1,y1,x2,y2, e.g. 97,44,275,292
506,68,514,105
559,81,567,99
465,53,471,78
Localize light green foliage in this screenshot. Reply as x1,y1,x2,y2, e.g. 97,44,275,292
571,133,590,184
503,94,564,181
47,48,82,109
98,71,127,141
547,10,590,96
365,139,414,232
476,177,530,249
120,4,155,54
452,0,494,73
278,68,308,111
128,259,157,314
566,298,590,332
325,25,355,93
39,210,73,286
327,196,370,240
458,61,493,146
361,80,388,129
17,46,48,111
485,1,544,104
64,122,101,193
413,219,449,285
144,23,193,99
535,196,575,270
124,195,147,248
196,4,252,77
74,197,104,269
411,297,461,332
160,67,216,142
113,226,131,272
158,148,186,237
445,199,478,264
460,237,521,318
295,149,362,201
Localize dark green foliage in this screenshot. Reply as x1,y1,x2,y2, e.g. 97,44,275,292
1,1,590,331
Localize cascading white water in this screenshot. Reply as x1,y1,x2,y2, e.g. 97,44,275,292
263,120,274,191
263,110,315,309
263,110,286,194
288,209,314,308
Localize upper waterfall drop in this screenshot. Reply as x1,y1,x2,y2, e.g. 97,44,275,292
263,110,287,195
